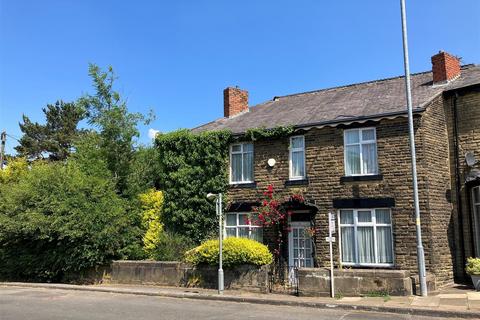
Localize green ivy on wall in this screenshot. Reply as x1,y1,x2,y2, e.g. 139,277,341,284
155,129,233,243
244,126,295,141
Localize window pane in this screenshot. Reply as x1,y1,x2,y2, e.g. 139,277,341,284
291,136,304,149
242,151,253,181
376,209,391,224
358,211,372,223
376,226,393,263
362,143,377,174
340,210,354,224
226,228,236,238
250,228,263,242
226,213,237,226
345,130,359,144
292,151,305,177
231,153,242,182
238,214,249,225
238,227,249,238
341,226,355,263
243,143,253,152
362,129,375,141
345,145,360,175
231,144,241,152
357,227,375,263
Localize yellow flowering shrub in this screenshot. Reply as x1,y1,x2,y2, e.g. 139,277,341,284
139,189,164,258
0,157,29,184
185,237,273,268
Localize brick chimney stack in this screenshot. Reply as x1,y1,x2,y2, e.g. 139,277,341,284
224,87,248,118
431,51,461,84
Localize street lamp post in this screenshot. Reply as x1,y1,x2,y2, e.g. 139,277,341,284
400,0,428,297
207,192,224,295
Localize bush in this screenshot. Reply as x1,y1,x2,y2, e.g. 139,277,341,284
0,161,139,282
185,237,273,268
139,189,164,258
150,232,195,261
466,257,480,275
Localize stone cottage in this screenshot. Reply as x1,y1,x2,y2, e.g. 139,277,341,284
193,51,480,294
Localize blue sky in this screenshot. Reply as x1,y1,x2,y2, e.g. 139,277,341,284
1,0,479,154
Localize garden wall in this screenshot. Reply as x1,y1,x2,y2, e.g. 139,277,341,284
297,268,414,296
109,260,269,292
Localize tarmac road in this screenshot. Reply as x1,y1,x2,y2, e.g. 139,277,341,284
0,286,461,320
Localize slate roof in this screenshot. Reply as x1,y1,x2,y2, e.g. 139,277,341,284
192,64,480,134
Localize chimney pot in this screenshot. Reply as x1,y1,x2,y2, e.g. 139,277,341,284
224,87,249,118
431,51,461,84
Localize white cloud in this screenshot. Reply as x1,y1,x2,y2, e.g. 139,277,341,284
148,128,160,139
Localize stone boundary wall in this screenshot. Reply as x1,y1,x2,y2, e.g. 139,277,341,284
297,268,414,296
109,260,269,293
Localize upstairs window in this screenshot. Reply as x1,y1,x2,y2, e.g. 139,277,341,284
344,128,378,176
289,136,306,180
230,143,254,183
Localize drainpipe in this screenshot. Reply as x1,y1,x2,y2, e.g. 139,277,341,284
452,92,468,279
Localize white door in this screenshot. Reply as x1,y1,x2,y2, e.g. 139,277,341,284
288,222,313,284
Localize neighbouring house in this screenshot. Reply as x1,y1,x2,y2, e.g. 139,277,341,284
192,51,480,291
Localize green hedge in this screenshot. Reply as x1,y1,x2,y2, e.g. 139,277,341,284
466,257,480,275
185,237,273,268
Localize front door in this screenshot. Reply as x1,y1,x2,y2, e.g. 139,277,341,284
288,222,313,284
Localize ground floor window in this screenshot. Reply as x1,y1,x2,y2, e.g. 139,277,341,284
339,208,393,266
225,212,263,242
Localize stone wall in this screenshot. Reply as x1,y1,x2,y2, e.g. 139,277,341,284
226,105,456,285
109,260,269,292
297,268,413,296
110,261,187,286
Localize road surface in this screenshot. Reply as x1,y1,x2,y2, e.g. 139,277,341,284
0,286,458,320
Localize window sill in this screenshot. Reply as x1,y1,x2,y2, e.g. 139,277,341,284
229,182,257,189
285,178,309,186
340,174,383,183
340,263,394,268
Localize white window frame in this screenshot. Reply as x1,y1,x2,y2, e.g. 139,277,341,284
289,135,306,180
472,186,480,257
224,212,263,242
229,143,254,184
338,208,394,267
343,127,378,176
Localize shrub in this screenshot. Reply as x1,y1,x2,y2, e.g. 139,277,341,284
139,189,164,258
466,257,480,275
185,237,273,268
150,232,195,261
0,161,138,282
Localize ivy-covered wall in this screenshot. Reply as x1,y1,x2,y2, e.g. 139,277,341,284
155,129,232,242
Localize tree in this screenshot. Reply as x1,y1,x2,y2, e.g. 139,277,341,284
0,160,142,282
15,101,85,161
77,64,153,195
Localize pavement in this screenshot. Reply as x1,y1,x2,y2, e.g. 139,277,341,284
1,282,480,319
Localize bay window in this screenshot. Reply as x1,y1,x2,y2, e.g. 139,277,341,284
339,209,393,266
289,136,306,180
225,212,263,242
230,143,254,183
344,128,378,176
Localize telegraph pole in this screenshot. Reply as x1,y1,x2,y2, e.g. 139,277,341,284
0,131,6,170
400,0,428,296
